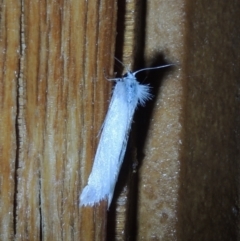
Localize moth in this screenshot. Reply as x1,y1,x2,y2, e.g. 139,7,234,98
80,61,173,208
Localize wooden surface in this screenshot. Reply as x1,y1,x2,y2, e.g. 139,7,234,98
1,0,240,240
1,0,117,240
139,0,240,240
0,1,20,240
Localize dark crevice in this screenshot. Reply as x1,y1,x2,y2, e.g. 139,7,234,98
13,0,25,236
38,170,42,241
14,64,21,236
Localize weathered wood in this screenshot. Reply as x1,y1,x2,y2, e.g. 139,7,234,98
14,0,116,240
138,0,240,240
0,1,20,240
1,0,240,240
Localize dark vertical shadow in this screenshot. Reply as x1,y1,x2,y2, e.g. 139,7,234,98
136,54,174,154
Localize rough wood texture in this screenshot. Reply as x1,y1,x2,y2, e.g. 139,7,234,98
138,0,240,240
1,0,240,240
1,0,117,240
0,1,20,240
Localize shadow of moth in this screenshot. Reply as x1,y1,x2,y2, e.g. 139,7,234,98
80,62,173,209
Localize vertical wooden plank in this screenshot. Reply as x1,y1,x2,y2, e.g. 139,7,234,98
0,1,20,240
16,0,117,240
136,1,184,239
137,0,240,240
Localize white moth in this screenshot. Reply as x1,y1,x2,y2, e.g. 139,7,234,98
80,62,172,208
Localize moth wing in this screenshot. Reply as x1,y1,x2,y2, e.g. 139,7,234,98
80,82,129,207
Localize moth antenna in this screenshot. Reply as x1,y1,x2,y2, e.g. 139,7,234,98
114,57,131,72
133,64,175,75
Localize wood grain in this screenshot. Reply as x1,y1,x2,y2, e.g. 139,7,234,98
1,0,240,240
1,0,116,240
0,1,20,240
